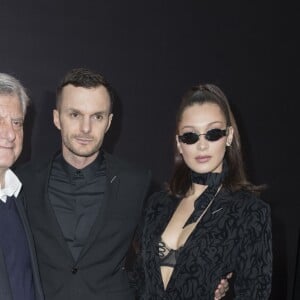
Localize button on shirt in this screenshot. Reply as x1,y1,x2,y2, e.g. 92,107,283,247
0,169,22,203
48,152,107,261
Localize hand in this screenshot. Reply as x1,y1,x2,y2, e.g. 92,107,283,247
214,272,233,300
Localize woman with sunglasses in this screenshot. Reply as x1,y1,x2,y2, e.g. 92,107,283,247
140,84,272,299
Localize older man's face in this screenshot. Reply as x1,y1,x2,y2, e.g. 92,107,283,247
0,94,24,175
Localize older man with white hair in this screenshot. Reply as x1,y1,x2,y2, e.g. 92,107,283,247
0,73,44,300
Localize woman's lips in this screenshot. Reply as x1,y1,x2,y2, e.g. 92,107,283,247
195,155,211,163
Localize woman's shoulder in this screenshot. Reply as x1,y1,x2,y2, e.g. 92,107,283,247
224,188,271,217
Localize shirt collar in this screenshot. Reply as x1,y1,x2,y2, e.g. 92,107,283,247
59,151,105,183
0,169,22,203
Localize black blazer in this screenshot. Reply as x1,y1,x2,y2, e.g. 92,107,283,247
141,188,272,299
16,152,151,300
0,191,44,300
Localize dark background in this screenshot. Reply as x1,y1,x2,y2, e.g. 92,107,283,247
0,1,296,299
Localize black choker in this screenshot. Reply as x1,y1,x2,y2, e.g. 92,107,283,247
183,161,227,227
191,169,225,187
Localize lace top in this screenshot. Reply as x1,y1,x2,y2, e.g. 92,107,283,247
158,238,183,268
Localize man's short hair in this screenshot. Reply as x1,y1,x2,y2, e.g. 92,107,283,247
56,68,114,112
0,73,29,114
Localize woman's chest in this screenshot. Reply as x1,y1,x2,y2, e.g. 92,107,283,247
143,198,245,271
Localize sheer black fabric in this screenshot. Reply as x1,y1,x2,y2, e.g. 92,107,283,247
158,238,182,268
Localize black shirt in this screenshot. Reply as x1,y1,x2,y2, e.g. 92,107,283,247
48,152,106,261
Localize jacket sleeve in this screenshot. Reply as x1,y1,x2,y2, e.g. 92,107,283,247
234,200,272,299
126,170,152,299
127,204,147,299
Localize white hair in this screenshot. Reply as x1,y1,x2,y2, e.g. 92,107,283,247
0,72,29,114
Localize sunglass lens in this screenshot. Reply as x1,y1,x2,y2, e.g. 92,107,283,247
205,129,225,141
179,132,199,144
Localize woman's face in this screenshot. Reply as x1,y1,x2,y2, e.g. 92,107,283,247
176,102,233,174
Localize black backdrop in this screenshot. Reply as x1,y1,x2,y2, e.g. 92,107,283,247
0,1,296,299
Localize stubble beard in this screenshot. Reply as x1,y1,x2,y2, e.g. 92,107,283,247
63,135,102,158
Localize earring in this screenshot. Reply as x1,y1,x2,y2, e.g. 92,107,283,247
226,141,231,147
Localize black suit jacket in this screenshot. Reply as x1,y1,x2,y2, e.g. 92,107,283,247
16,152,151,300
0,191,44,300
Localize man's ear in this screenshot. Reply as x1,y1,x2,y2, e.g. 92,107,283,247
105,113,113,133
53,109,61,130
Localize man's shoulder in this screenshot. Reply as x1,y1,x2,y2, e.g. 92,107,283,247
104,152,151,176
14,156,52,178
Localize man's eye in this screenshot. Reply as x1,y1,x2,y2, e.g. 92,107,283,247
93,114,103,120
12,120,23,128
70,112,79,118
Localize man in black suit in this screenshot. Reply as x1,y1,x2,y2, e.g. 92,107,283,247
17,68,151,300
0,73,44,300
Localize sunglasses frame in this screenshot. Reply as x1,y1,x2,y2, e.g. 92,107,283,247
178,128,228,145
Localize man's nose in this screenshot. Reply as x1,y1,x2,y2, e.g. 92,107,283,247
0,120,16,142
80,117,92,133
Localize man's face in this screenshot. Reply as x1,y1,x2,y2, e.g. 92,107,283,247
0,94,24,175
53,84,113,166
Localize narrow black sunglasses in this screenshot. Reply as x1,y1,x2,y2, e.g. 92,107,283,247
178,128,228,144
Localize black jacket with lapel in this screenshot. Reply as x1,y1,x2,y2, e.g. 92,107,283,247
16,152,151,300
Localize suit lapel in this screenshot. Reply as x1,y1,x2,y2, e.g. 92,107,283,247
14,192,44,300
166,189,233,290
28,159,75,263
77,153,120,261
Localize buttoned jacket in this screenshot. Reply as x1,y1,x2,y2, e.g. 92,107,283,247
16,152,151,300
